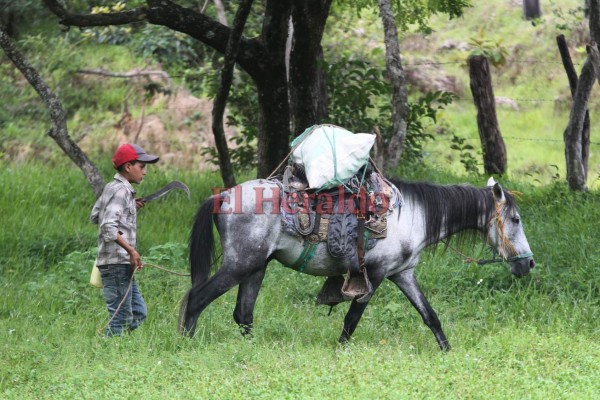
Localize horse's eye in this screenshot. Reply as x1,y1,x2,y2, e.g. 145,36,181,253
512,217,521,224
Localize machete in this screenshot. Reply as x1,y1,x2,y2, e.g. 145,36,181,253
138,181,190,204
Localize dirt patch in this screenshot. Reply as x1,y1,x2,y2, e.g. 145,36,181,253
403,59,465,96
83,87,237,171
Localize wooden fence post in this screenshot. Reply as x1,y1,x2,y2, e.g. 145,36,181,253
468,55,507,175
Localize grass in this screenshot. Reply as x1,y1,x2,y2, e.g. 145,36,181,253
1,164,599,398
1,1,600,397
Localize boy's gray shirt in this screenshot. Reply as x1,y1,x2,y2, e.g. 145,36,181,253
91,173,137,266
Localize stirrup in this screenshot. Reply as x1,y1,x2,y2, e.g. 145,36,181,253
341,268,373,303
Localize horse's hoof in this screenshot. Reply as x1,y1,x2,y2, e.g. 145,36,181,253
440,342,451,352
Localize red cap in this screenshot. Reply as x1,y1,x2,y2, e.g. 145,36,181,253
112,143,159,169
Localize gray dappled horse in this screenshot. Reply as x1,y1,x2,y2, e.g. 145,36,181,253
180,177,535,350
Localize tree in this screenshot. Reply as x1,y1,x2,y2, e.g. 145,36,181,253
377,0,408,171
211,0,254,188
35,0,469,184
43,0,332,178
557,34,590,190
560,0,600,191
0,24,105,197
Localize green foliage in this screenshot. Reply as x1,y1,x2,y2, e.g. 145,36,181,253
336,0,472,34
450,133,482,175
552,3,586,32
133,25,206,69
326,55,391,134
0,0,49,37
394,0,472,34
468,28,509,67
220,70,260,171
77,2,132,44
199,67,259,172
325,55,455,163
14,34,132,113
404,90,455,163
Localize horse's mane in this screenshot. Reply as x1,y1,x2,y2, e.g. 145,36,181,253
390,179,517,247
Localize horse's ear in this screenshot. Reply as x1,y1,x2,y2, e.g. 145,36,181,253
492,182,506,202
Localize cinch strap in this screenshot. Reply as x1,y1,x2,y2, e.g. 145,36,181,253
291,242,318,273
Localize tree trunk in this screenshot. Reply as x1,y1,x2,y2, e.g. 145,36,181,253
212,0,254,188
557,34,589,178
468,55,507,175
523,0,541,20
563,43,600,191
378,0,408,171
589,0,600,44
0,26,105,197
289,0,332,137
255,75,291,177
563,57,594,191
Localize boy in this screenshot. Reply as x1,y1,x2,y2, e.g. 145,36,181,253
91,143,159,337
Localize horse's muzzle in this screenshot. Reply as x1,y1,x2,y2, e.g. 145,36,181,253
511,257,535,277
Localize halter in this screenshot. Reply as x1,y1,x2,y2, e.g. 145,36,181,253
444,188,533,266
479,190,533,265
475,251,534,265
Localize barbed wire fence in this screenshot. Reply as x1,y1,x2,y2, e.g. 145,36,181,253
4,57,600,165
401,58,600,145
390,56,600,189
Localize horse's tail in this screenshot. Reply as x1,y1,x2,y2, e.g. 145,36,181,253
189,196,217,285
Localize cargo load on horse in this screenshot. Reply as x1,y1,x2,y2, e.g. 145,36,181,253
281,124,401,302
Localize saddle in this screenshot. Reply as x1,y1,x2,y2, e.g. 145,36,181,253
280,162,399,306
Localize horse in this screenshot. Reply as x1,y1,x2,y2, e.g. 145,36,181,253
179,177,535,351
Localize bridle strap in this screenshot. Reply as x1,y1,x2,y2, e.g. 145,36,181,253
476,251,534,265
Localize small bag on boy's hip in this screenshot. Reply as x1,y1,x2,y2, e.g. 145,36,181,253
90,261,102,288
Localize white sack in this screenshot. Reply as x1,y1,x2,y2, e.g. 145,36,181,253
291,125,375,190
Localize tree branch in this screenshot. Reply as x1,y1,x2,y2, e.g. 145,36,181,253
212,0,254,187
43,0,264,79
42,0,148,27
378,0,408,171
75,68,173,91
0,25,105,197
557,34,590,178
562,44,597,191
587,41,600,84
557,34,579,96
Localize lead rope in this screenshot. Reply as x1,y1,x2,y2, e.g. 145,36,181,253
441,240,487,265
97,263,191,337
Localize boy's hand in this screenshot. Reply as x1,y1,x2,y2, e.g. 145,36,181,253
130,250,143,270
135,198,145,209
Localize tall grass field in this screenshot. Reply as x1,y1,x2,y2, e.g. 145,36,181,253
1,0,600,398
0,163,598,398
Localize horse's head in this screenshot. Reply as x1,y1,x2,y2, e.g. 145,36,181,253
486,178,535,277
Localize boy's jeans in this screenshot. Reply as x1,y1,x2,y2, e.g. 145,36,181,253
98,264,147,337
